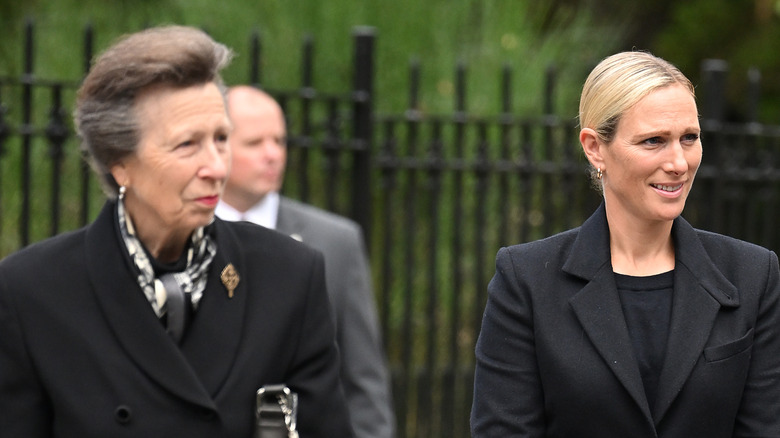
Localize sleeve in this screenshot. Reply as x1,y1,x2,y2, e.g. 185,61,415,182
334,227,394,438
733,250,780,436
286,250,355,438
0,267,52,437
470,247,546,438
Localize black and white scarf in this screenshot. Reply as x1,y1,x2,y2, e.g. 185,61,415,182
117,200,217,317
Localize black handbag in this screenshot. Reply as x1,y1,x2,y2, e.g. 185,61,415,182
255,384,299,438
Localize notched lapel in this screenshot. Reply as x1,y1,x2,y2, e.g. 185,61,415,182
652,217,739,423
86,203,215,411
564,203,652,421
652,266,720,422
569,269,653,420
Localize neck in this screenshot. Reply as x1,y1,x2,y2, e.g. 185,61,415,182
605,206,675,276
123,205,190,264
140,232,189,264
221,190,267,214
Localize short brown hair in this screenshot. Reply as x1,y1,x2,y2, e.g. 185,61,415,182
74,25,233,198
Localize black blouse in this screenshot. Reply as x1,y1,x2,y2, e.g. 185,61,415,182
615,270,674,411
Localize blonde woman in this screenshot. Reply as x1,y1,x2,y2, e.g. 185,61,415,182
471,52,780,437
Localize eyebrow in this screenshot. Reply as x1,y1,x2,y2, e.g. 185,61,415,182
630,127,700,141
629,130,668,142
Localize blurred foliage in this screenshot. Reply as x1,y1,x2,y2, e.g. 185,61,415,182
1,0,778,122
652,0,780,122
0,0,627,119
517,0,780,123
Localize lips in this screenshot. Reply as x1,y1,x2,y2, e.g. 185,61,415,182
651,183,683,192
197,195,220,206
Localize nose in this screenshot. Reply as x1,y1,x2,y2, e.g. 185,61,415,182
198,140,230,180
664,141,688,175
264,140,286,162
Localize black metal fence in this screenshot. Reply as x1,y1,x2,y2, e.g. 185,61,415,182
2,22,780,438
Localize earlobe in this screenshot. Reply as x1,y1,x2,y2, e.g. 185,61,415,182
580,128,604,170
110,163,129,188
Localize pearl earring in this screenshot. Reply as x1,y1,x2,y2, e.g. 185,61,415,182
119,186,126,200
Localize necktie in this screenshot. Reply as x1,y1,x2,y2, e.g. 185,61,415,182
159,273,190,343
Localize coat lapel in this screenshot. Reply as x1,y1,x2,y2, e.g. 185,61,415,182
86,202,216,411
564,205,740,426
179,219,249,398
276,197,306,241
652,217,738,422
564,204,653,420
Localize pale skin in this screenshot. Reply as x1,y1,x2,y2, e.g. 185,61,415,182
221,86,287,213
580,84,703,276
110,82,232,263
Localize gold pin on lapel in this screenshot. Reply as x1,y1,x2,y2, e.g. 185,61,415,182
221,263,240,298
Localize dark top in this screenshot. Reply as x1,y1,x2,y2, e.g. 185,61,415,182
615,270,674,411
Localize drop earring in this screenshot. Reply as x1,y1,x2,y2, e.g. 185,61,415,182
119,186,126,200
596,168,603,180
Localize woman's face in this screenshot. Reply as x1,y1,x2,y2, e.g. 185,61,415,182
112,82,231,245
592,84,702,225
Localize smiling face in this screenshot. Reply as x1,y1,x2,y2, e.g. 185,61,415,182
111,82,231,258
581,84,702,227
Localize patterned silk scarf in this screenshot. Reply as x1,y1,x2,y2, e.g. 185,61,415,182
117,200,217,317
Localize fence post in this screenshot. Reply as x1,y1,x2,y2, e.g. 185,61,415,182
699,59,728,234
20,19,34,247
80,24,94,226
351,26,375,249
700,59,728,125
746,67,761,124
45,85,68,236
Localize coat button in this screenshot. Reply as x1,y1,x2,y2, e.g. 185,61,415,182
114,405,132,424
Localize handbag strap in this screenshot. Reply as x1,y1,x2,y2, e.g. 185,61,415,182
255,384,298,438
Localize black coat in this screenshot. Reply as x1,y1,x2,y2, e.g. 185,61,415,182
471,203,780,437
0,201,353,438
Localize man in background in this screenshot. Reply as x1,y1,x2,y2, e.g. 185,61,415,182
216,85,395,438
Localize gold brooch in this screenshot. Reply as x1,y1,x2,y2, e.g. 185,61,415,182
221,263,240,298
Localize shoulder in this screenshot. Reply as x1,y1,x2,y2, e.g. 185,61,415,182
695,228,772,259
214,217,323,265
0,229,89,309
279,197,361,236
0,228,87,273
500,227,580,266
692,228,777,280
673,215,773,263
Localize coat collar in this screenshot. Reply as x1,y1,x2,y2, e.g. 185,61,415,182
86,202,249,410
563,203,738,425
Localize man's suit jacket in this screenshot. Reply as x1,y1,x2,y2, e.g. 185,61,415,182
276,196,394,438
0,201,353,438
471,203,780,437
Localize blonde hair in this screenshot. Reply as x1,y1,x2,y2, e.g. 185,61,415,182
579,51,694,144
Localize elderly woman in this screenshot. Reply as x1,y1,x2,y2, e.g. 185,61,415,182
471,52,780,437
0,26,352,437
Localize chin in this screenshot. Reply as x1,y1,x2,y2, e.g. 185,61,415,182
657,206,686,222
191,212,215,228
